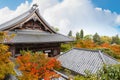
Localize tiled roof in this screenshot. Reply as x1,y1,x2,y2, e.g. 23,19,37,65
0,9,33,31
0,6,55,33
5,30,73,44
0,5,74,43
58,48,119,75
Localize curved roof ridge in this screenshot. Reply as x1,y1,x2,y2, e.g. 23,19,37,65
0,4,38,26
0,4,57,33
98,50,106,64
102,52,119,62
73,48,99,52
0,9,36,30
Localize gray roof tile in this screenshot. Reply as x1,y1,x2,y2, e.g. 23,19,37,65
5,30,73,44
58,48,119,75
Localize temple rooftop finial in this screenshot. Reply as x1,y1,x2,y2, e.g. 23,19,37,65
31,4,38,10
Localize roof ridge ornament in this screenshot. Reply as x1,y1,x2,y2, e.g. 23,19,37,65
31,4,38,10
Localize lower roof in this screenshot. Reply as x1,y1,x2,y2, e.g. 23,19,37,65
58,48,119,75
5,30,74,44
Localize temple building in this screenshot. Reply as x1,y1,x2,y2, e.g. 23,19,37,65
0,5,73,57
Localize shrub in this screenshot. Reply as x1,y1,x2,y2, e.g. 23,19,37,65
0,32,15,79
16,52,61,80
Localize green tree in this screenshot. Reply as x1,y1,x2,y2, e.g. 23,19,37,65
84,35,92,40
100,36,111,44
80,29,84,39
61,43,72,52
93,33,101,44
53,27,59,32
76,32,80,40
74,64,120,80
111,34,120,44
68,30,72,37
99,64,120,80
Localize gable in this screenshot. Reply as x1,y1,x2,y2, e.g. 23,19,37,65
0,8,55,33
11,19,52,33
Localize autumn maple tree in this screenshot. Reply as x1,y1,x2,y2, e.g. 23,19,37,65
100,42,110,48
75,39,96,49
0,32,15,79
16,51,61,80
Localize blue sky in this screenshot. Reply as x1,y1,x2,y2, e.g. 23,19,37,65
0,0,120,36
0,0,120,13
92,0,120,14
92,0,120,34
0,0,32,10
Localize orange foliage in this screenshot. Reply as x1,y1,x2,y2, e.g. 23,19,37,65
16,53,61,80
110,45,120,55
100,43,110,48
75,39,120,59
75,40,96,49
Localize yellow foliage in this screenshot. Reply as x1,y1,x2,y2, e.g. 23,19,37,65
0,32,15,79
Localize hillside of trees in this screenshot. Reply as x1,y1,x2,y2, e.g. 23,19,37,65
62,29,120,60
64,30,120,79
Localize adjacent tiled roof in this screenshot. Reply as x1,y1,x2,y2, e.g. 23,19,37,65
5,30,73,44
58,48,119,75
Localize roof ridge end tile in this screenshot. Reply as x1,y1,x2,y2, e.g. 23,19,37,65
29,4,38,13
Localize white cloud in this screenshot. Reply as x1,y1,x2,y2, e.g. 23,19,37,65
0,1,31,24
0,0,120,36
116,15,120,25
43,0,120,36
31,0,59,14
15,1,30,13
0,7,14,23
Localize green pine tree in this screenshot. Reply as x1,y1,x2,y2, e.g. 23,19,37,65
80,29,84,39
111,34,120,44
76,32,80,40
93,33,101,44
68,30,72,37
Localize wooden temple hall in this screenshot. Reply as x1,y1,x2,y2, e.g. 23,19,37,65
0,5,73,57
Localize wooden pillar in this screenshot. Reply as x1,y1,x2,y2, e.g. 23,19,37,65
52,47,60,56
57,43,61,55
10,45,16,57
57,47,60,55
